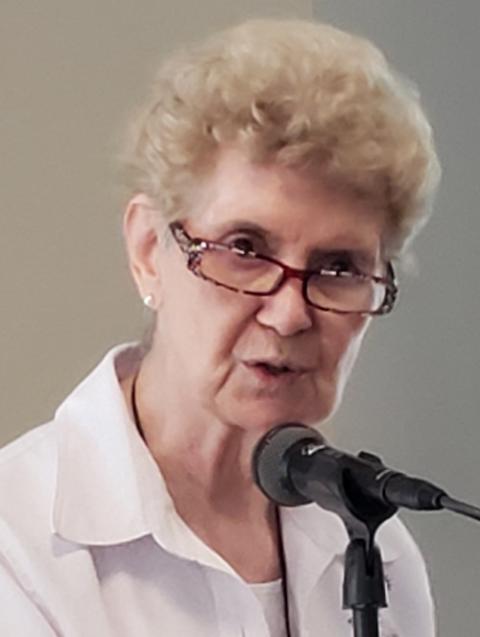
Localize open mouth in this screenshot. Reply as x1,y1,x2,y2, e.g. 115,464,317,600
254,362,293,376
246,361,299,379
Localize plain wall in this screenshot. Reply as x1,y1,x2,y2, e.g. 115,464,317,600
1,0,311,442
312,2,480,636
2,2,479,636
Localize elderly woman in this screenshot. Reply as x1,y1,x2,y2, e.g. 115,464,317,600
0,18,440,637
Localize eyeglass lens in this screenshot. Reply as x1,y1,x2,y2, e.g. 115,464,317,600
197,248,385,312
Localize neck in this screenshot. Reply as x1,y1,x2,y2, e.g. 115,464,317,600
122,353,285,585
125,356,271,522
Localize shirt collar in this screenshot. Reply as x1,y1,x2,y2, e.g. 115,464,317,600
282,503,401,563
52,343,245,576
53,343,172,546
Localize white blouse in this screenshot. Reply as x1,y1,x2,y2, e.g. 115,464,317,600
0,343,436,636
250,579,288,637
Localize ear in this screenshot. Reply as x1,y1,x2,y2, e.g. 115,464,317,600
123,194,163,309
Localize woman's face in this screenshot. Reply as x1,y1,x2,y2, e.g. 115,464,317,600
151,147,387,431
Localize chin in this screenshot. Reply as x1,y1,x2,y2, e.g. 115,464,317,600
222,398,333,432
213,378,338,431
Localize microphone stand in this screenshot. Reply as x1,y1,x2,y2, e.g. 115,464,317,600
340,487,480,636
343,524,389,637
253,423,480,637
290,446,398,637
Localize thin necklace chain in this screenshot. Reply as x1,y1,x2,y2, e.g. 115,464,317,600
131,373,292,636
276,506,293,637
131,373,145,441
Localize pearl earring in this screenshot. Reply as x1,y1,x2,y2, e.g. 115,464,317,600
143,294,155,309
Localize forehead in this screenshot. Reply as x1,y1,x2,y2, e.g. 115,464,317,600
188,147,387,255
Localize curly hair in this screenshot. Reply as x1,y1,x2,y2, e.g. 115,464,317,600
119,18,440,257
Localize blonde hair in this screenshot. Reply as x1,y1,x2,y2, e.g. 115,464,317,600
120,18,441,257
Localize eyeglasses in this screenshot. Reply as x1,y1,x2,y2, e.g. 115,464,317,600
169,222,398,316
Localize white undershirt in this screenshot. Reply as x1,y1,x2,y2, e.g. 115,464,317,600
249,578,288,637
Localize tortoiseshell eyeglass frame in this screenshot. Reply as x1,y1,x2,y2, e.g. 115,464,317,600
169,222,398,316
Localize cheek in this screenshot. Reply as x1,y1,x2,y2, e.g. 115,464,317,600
325,316,370,391
160,274,258,374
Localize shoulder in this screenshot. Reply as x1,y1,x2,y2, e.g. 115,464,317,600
0,423,58,570
0,420,57,477
0,422,113,633
0,422,57,514
379,516,436,635
284,501,424,563
377,512,425,561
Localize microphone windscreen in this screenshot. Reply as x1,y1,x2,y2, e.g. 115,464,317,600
252,423,324,506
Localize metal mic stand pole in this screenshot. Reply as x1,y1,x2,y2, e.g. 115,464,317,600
343,536,387,637
337,453,399,636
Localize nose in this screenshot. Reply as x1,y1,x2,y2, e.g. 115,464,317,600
255,278,314,336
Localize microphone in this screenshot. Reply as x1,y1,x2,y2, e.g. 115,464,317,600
252,423,447,516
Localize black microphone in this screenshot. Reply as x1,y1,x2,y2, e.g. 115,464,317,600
252,423,447,516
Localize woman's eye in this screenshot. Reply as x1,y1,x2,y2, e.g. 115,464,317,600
229,237,257,254
321,256,359,275
331,260,354,273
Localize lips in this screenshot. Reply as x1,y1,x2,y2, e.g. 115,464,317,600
244,360,308,375
254,362,292,376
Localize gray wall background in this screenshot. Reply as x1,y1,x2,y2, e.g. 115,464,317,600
312,2,480,636
2,1,479,635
